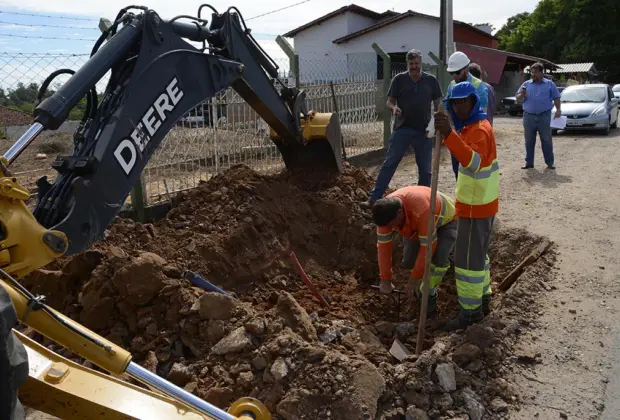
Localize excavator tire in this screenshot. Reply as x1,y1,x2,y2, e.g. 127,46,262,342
0,287,29,420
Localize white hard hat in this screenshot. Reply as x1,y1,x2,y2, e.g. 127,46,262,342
447,51,471,72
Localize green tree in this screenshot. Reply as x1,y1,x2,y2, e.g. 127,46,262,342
496,0,620,81
2,81,90,121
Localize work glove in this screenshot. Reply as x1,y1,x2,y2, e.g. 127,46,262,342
379,279,395,294
406,278,422,301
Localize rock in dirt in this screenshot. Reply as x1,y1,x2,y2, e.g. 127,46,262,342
435,363,457,392
490,397,509,413
197,292,238,320
276,292,317,341
270,357,289,381
244,317,266,336
451,343,482,367
461,387,486,420
167,362,193,386
111,252,167,305
405,406,430,420
211,327,255,355
464,324,498,349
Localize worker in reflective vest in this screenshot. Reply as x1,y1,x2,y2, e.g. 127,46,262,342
434,81,499,331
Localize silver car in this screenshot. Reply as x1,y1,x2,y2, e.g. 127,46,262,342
552,84,619,135
613,84,620,99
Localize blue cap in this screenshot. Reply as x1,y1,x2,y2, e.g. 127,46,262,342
449,81,477,100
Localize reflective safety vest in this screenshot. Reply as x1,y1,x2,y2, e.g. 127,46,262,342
443,119,499,218
446,73,488,110
376,186,457,280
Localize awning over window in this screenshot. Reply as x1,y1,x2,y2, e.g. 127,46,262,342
455,44,507,85
455,43,559,85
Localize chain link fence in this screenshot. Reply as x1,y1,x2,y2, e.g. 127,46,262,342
0,52,384,207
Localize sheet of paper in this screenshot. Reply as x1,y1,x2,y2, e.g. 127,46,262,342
550,116,567,129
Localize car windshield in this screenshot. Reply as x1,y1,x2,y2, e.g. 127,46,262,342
561,87,606,103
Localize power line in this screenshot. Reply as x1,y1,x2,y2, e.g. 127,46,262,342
0,33,97,41
246,0,311,21
0,20,98,30
0,10,97,21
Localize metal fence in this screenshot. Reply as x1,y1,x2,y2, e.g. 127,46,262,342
0,52,386,207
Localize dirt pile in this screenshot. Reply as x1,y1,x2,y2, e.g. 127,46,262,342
20,164,559,419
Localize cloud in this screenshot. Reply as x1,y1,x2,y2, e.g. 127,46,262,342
0,23,43,32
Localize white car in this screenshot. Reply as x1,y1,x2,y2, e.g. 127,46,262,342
552,84,619,135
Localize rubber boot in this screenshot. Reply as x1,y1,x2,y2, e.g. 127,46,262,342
482,295,492,316
426,294,437,318
442,306,484,332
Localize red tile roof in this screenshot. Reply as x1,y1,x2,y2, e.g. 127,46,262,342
282,4,385,38
332,10,498,44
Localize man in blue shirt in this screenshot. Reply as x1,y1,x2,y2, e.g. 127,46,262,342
444,52,489,179
516,62,562,170
469,63,495,125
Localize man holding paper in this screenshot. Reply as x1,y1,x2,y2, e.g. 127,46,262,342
515,62,562,170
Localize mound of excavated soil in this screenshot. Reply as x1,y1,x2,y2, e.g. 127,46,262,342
20,164,559,420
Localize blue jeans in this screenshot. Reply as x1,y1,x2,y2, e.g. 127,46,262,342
369,126,431,201
523,110,554,166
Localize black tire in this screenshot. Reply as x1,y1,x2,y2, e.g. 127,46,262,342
508,111,518,116
0,287,29,420
552,129,558,136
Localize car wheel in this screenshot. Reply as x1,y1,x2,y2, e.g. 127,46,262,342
509,111,518,116
602,118,611,135
551,129,558,136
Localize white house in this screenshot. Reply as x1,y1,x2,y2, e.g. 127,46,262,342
282,4,501,83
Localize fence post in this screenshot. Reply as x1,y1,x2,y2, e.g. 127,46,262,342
428,51,449,94
130,178,146,222
276,35,300,86
371,43,391,148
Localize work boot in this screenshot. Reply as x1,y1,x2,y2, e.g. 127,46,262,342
442,307,484,332
482,295,492,316
360,199,375,210
426,294,437,318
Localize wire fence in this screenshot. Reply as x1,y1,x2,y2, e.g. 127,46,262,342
0,52,396,207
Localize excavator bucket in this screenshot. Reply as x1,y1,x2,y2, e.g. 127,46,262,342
271,111,344,174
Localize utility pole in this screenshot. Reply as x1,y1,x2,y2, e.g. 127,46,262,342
445,0,454,58
439,0,446,62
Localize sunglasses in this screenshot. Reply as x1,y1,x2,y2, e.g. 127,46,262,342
450,67,467,76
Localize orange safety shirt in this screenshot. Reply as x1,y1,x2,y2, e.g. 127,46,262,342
443,119,499,219
377,186,456,281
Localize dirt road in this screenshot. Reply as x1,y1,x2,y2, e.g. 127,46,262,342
365,115,620,419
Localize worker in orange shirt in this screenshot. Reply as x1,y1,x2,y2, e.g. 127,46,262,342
434,81,499,331
371,186,457,317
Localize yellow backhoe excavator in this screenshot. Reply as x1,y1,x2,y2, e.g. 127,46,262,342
0,4,344,419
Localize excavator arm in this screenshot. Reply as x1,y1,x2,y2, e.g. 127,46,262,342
12,4,342,257
0,4,347,419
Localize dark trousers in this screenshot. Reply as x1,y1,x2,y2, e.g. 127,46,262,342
369,126,432,201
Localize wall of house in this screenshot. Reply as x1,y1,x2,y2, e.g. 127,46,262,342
345,12,376,35
454,25,498,49
337,16,441,64
293,13,351,82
